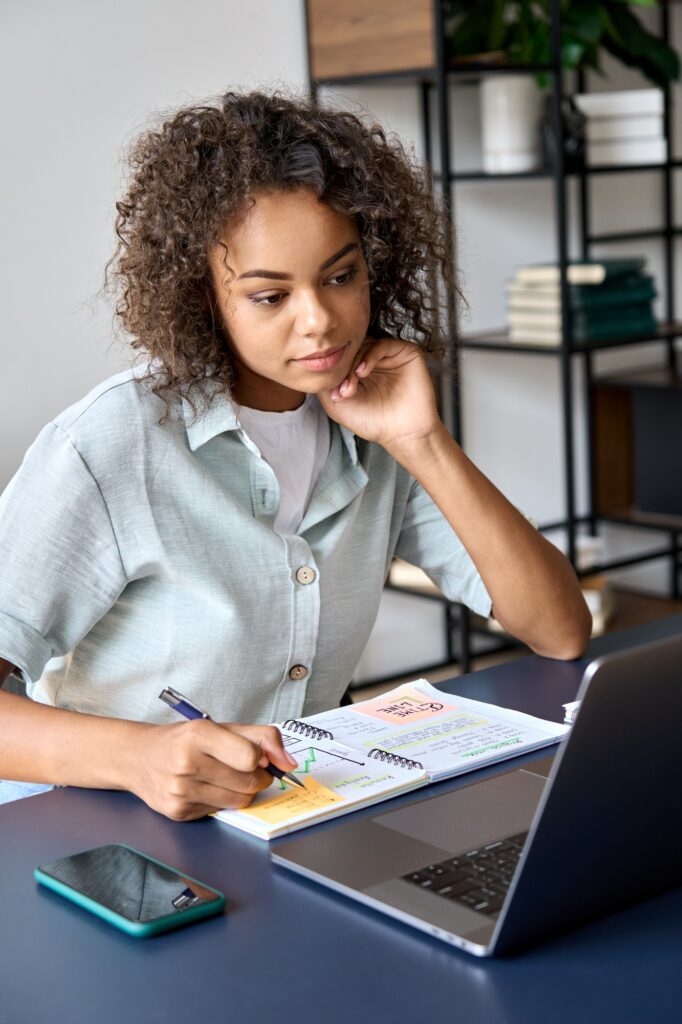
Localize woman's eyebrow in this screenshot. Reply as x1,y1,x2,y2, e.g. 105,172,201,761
237,242,359,281
319,242,359,271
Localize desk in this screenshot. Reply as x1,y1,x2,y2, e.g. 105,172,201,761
2,615,681,1024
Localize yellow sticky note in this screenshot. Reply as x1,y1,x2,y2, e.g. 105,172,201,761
239,776,345,825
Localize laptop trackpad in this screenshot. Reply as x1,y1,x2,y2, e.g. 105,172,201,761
372,770,547,852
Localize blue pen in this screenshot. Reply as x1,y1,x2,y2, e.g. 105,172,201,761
158,686,305,790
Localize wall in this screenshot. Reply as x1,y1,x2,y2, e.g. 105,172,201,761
0,0,306,485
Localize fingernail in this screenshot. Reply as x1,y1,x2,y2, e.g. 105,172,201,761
284,751,298,767
356,361,366,374
339,378,350,395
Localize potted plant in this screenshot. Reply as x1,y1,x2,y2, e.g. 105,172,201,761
444,0,679,86
443,0,680,173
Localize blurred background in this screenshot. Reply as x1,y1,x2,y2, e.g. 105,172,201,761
3,1,682,691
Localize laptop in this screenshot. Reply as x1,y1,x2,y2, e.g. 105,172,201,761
272,634,682,956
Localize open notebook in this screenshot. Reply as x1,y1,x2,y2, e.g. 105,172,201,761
214,680,569,840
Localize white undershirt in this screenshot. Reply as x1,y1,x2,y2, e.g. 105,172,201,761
236,394,330,535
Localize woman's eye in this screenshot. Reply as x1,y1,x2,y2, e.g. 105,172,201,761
251,292,283,307
328,268,357,286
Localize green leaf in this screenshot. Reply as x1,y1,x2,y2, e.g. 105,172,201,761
445,0,520,59
488,0,507,51
582,43,602,74
563,2,604,46
560,31,588,70
603,2,679,86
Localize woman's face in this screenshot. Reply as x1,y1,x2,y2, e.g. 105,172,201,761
208,188,371,411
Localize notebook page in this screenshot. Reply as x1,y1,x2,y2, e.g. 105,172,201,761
299,680,569,782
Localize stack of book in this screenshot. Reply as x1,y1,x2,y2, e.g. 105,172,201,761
573,88,666,167
506,257,657,347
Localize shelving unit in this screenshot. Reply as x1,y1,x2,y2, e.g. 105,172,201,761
305,0,682,678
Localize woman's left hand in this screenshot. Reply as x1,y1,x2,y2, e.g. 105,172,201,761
318,338,441,455
319,337,591,662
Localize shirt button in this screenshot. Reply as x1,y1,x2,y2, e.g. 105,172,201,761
289,665,308,681
295,566,316,585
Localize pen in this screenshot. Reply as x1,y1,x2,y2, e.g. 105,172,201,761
158,686,305,790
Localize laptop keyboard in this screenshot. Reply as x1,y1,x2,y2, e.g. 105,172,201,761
402,831,528,918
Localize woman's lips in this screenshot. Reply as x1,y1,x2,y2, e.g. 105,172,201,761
295,343,348,372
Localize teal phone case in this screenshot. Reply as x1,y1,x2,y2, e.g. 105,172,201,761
35,844,225,938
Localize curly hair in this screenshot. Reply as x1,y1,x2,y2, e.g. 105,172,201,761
108,90,457,417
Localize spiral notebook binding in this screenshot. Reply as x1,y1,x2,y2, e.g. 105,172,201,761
368,748,424,770
281,719,334,741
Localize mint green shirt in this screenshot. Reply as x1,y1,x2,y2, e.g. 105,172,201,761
0,369,491,725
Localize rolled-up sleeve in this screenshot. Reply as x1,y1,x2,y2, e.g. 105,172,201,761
394,479,492,617
0,423,126,682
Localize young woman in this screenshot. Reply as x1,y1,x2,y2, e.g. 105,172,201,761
0,91,591,817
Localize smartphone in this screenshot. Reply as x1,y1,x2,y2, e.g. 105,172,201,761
35,843,225,937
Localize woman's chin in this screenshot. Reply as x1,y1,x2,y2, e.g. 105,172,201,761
294,369,345,396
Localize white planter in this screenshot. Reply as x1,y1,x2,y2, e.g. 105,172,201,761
480,75,541,173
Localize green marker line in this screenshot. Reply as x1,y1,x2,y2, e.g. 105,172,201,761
301,747,317,773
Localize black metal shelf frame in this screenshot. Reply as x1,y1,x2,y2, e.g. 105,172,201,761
435,158,682,182
461,321,682,354
308,0,681,672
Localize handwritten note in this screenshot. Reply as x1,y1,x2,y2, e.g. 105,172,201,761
238,776,345,825
356,687,458,724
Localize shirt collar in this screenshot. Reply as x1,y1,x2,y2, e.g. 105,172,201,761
183,387,360,464
182,389,240,451
338,424,359,465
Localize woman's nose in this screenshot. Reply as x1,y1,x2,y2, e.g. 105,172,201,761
295,289,337,336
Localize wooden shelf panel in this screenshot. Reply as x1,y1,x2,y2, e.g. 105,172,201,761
307,0,435,80
595,366,682,391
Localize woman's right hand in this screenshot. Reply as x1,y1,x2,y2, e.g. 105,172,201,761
129,719,299,821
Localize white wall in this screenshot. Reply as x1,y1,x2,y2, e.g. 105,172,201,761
0,0,306,485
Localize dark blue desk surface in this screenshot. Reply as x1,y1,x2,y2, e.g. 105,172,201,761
2,616,681,1024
